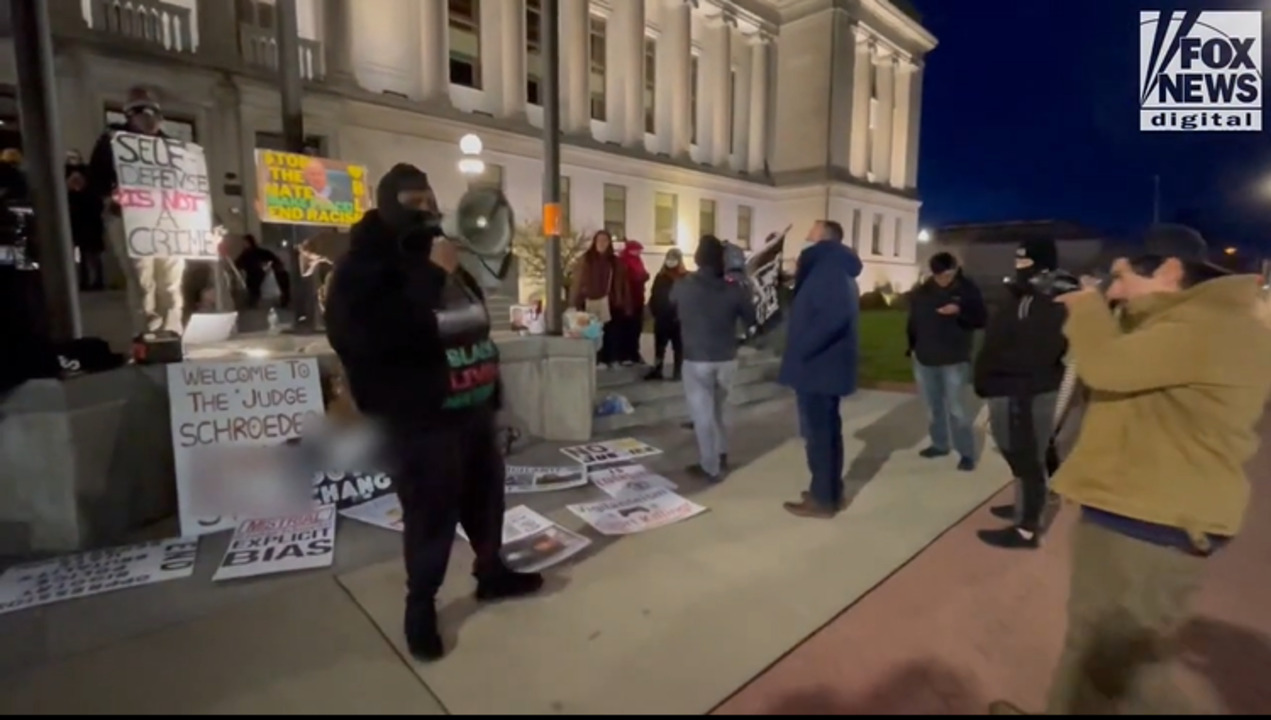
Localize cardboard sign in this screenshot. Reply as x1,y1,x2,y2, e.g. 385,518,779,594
559,438,662,466
254,150,372,227
212,507,337,582
110,132,217,259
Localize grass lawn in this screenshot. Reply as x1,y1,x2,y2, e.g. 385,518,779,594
857,310,914,386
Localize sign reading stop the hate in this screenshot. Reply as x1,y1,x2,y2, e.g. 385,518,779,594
167,358,325,538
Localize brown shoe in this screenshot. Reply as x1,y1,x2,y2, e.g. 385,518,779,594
802,491,847,511
783,498,838,518
988,700,1027,715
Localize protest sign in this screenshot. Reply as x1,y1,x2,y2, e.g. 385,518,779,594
0,538,198,616
567,488,707,536
254,150,372,227
505,465,588,494
560,438,662,466
589,465,678,499
212,506,337,582
168,358,326,537
458,506,591,573
313,470,395,509
110,132,217,259
746,227,788,334
338,494,404,533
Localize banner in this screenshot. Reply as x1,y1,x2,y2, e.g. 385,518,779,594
212,507,337,582
338,494,404,533
313,470,395,509
110,132,217,259
746,226,789,334
458,506,591,573
589,465,678,499
505,465,588,494
567,488,707,536
560,438,662,466
254,150,372,227
168,359,326,537
0,538,198,616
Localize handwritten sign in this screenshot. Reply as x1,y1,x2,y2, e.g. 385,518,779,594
167,359,325,538
110,132,216,259
254,150,372,227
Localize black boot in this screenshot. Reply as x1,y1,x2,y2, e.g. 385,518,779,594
404,599,445,662
977,525,1040,550
989,504,1015,521
643,364,664,381
475,566,544,602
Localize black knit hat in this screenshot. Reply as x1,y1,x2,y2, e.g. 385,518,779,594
1017,237,1058,271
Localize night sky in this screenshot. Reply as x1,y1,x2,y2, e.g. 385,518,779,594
910,0,1271,251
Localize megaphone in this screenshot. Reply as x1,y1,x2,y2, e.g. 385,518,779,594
442,186,515,290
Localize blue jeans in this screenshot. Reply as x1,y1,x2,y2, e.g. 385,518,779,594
912,360,976,460
797,392,844,508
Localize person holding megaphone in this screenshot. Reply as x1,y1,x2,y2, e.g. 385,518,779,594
324,164,542,663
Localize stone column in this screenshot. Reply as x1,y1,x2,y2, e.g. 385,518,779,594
659,0,691,158
196,0,238,64
497,0,526,119
620,0,647,146
730,33,754,171
704,12,733,166
745,36,768,174
560,0,592,134
602,3,625,140
847,26,872,179
905,61,924,188
321,0,355,86
418,0,450,104
869,49,894,184
889,59,913,189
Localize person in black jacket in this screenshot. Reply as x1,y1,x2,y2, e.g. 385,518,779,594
65,162,104,291
906,252,987,471
973,237,1068,550
323,164,542,662
644,247,687,381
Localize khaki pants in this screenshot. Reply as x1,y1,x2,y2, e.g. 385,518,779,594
104,212,186,336
1047,518,1207,714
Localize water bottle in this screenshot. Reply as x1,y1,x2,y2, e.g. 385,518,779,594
267,308,280,335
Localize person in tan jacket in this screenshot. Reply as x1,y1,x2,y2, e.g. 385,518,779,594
991,225,1271,715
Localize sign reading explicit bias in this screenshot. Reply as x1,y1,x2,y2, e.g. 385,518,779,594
111,132,217,259
254,150,372,227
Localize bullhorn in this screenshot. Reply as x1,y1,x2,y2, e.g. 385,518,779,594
442,186,515,290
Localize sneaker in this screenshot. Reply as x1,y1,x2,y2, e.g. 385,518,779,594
598,363,612,370
620,360,635,367
643,365,664,381
404,601,445,662
685,464,722,483
919,446,950,459
989,504,1015,521
475,568,544,602
957,456,976,472
977,526,1039,550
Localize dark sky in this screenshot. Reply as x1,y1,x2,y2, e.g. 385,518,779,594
910,0,1271,249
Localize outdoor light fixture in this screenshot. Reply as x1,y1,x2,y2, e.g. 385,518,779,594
458,133,485,176
917,228,931,243
1224,246,1238,255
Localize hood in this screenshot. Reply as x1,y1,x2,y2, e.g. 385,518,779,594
1123,274,1264,327
374,163,433,230
798,240,863,280
621,240,645,255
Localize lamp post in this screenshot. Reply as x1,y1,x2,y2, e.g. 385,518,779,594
540,0,563,336
917,228,931,243
457,133,486,178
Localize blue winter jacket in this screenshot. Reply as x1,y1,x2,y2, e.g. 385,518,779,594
777,240,862,397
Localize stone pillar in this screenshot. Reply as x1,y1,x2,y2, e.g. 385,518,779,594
560,0,592,134
905,61,924,189
602,3,625,140
196,0,238,63
704,12,733,166
745,36,768,174
889,59,913,189
321,0,355,86
730,34,753,171
418,0,450,103
497,0,526,118
659,0,691,158
618,0,647,146
847,27,872,179
869,50,894,184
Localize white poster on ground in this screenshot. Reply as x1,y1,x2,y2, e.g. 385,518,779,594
338,493,404,533
212,506,337,582
313,470,395,510
110,131,218,259
0,538,198,616
168,358,326,537
505,465,588,494
567,488,707,536
559,438,662,466
457,506,591,573
589,464,678,499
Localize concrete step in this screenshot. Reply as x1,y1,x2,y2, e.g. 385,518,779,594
593,380,790,434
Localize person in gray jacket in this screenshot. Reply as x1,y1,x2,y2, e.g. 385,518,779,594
671,235,757,482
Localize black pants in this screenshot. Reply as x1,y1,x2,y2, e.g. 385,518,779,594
651,318,682,369
617,310,645,363
389,411,506,605
244,266,292,308
992,395,1052,533
77,249,104,291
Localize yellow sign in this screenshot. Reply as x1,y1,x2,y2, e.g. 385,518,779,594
254,150,372,227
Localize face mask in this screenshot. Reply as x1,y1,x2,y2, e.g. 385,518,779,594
666,259,680,269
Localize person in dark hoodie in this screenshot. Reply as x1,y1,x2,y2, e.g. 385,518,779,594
65,162,105,291
644,247,687,381
323,164,542,663
973,237,1068,550
906,252,987,471
779,220,862,518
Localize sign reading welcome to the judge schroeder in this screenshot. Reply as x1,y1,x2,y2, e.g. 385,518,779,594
254,150,372,227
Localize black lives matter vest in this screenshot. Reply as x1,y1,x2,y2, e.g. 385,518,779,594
436,274,499,410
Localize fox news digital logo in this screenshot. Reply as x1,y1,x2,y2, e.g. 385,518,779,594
1139,10,1263,132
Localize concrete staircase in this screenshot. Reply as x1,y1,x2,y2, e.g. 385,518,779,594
592,345,788,434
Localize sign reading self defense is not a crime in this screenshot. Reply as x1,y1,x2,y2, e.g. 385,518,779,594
110,131,217,259
167,359,325,538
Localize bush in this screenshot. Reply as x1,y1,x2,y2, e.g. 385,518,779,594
512,221,592,296
859,289,891,311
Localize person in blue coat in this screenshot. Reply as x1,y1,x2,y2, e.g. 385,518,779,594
779,220,862,518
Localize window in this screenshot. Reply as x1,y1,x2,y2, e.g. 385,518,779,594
589,16,606,120
253,130,325,155
237,0,274,29
560,176,572,235
729,68,737,153
698,199,716,238
850,209,862,249
526,0,541,104
644,37,657,134
654,192,678,246
603,184,626,238
894,218,903,256
108,108,198,143
449,0,482,89
737,205,753,249
871,214,882,255
468,163,504,192
689,54,699,144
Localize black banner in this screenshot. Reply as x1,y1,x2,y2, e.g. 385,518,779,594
744,225,790,336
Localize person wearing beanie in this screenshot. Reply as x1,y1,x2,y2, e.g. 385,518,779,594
670,234,757,482
973,236,1069,550
324,164,542,663
906,251,987,472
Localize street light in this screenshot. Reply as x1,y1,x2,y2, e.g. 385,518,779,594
1224,246,1237,256
917,228,932,243
458,133,485,176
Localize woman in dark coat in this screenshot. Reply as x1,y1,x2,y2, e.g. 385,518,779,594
65,162,104,291
569,230,631,368
644,248,687,380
